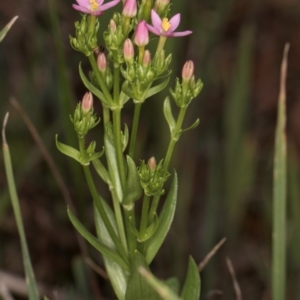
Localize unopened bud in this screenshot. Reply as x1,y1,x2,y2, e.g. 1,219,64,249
182,60,194,83
123,38,134,62
134,20,149,47
148,156,156,170
143,50,151,67
97,53,107,73
81,92,93,112
122,0,137,18
109,19,117,33
154,0,170,15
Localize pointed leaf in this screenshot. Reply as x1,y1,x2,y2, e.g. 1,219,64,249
181,118,200,133
79,62,111,106
0,16,18,42
120,90,130,106
123,156,143,210
163,97,176,134
138,213,159,242
181,257,201,300
92,159,112,186
145,77,170,99
145,173,178,264
125,251,159,300
165,277,180,295
94,201,128,300
104,132,123,203
68,207,129,271
56,135,81,163
139,268,182,300
122,81,136,99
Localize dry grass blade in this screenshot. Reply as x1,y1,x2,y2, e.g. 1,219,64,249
198,237,227,272
226,257,242,300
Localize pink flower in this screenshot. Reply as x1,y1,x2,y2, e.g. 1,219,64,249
134,20,149,47
122,0,137,18
72,0,120,15
145,9,192,37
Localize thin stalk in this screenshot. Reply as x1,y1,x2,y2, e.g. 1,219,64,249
102,106,110,127
2,113,39,300
128,103,142,158
124,209,137,258
272,43,289,300
78,138,128,261
88,55,114,107
148,106,187,221
139,194,151,237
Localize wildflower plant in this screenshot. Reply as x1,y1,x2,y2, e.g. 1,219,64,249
56,0,203,298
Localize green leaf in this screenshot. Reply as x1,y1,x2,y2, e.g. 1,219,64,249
68,207,129,271
145,173,178,264
181,118,200,133
139,267,182,300
92,159,112,186
163,97,176,135
144,77,170,99
79,62,111,107
94,201,128,300
122,81,135,99
181,257,201,300
123,156,143,210
138,213,159,242
0,16,18,42
125,251,160,300
56,135,81,163
165,277,180,295
120,90,130,106
104,132,123,203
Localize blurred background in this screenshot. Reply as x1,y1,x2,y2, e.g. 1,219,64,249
1,0,300,299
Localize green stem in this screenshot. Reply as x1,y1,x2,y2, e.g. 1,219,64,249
88,55,114,107
78,138,128,261
103,106,110,127
156,36,167,54
128,103,142,159
138,46,145,64
124,209,137,258
139,194,151,237
148,106,187,220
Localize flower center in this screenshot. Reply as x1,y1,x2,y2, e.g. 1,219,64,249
161,18,171,32
89,0,99,11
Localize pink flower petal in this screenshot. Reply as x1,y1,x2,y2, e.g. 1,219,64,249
101,0,120,11
76,0,89,7
98,0,105,5
168,13,180,32
151,9,162,30
145,24,160,36
169,30,192,37
72,4,91,13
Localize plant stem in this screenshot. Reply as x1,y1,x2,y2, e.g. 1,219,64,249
88,54,114,108
139,194,151,237
78,138,128,261
128,103,142,159
148,106,187,220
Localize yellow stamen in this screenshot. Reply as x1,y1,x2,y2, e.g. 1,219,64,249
89,0,99,11
161,18,171,32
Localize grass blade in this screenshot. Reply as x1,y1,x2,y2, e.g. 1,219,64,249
2,113,39,300
272,43,289,300
0,16,18,42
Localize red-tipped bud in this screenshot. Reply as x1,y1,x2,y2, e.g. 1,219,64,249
97,53,107,73
123,38,134,62
134,20,149,47
109,19,117,33
148,156,157,171
122,0,137,18
81,92,93,112
142,50,151,67
182,60,194,83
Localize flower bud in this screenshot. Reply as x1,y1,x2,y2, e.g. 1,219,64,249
134,20,149,47
142,50,151,67
182,60,194,83
97,53,107,73
123,38,134,62
122,0,137,18
109,19,117,33
147,156,156,170
81,92,93,112
154,0,170,15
